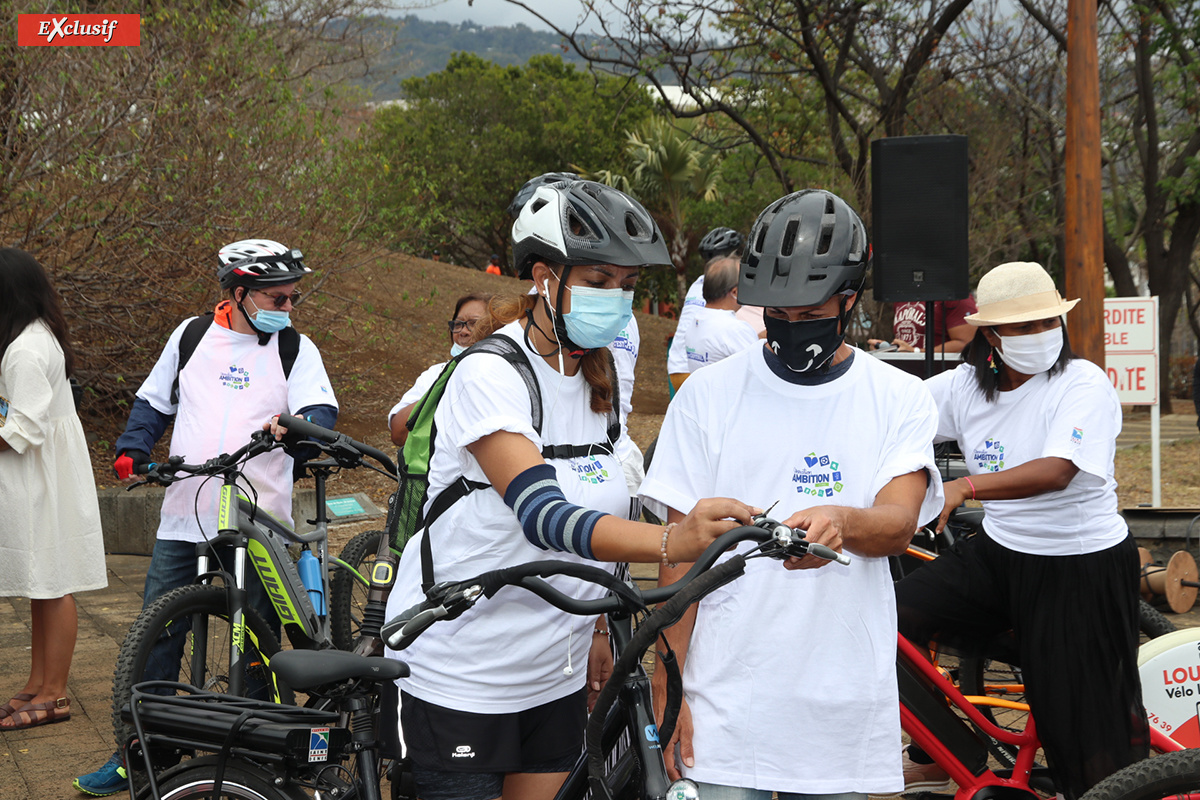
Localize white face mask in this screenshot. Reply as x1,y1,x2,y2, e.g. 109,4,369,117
996,327,1063,375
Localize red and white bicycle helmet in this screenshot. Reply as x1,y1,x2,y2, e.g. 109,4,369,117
217,239,311,290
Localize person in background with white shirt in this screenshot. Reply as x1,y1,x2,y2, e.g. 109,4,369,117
685,256,761,372
641,189,943,799
388,293,491,447
895,261,1147,800
668,227,762,392
73,239,338,797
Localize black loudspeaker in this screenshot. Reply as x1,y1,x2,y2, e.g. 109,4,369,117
871,135,969,302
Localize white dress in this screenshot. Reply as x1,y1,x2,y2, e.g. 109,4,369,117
0,320,107,598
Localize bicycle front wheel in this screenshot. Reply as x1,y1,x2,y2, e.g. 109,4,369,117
148,755,310,800
1080,750,1200,800
112,583,292,751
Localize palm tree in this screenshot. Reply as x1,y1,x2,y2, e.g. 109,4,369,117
581,117,721,303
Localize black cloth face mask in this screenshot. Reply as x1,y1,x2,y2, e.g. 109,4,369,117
763,314,845,373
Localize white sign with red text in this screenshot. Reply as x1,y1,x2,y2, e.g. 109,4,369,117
1103,297,1159,406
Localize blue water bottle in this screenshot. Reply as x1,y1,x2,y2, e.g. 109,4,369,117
297,550,325,616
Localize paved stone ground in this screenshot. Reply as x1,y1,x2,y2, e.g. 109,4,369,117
2,413,1198,800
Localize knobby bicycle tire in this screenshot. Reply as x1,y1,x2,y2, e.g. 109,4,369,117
329,529,388,651
1079,749,1200,800
145,755,309,800
1138,599,1177,641
112,584,291,752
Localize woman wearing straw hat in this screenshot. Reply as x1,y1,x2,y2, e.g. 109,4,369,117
895,261,1148,800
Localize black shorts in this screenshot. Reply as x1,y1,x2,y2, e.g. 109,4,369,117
401,688,585,800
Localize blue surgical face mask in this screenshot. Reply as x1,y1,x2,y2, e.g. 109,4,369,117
449,342,466,358
243,294,293,334
561,285,634,349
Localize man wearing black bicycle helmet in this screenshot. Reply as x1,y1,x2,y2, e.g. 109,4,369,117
73,239,337,797
668,226,759,392
386,178,756,800
641,189,943,799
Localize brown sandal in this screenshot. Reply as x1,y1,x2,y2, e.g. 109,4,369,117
0,697,70,730
0,693,35,721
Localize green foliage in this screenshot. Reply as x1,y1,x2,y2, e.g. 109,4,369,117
0,0,385,415
362,52,654,272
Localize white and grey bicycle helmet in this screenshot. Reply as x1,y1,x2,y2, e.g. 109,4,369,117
738,189,869,308
217,239,311,290
698,227,744,262
511,179,671,280
507,171,580,220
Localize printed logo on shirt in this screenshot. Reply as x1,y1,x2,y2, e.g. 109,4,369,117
451,744,476,759
219,364,251,391
0,394,8,427
792,452,843,497
972,438,1006,472
685,346,707,364
1071,427,1083,444
611,330,636,355
572,456,612,485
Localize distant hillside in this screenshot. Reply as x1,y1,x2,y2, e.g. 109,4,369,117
354,15,592,100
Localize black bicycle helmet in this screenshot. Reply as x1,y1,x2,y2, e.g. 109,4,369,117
511,179,671,279
217,239,311,290
738,190,869,308
698,226,744,261
506,172,580,220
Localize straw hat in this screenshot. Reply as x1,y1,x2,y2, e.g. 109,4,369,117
964,262,1079,326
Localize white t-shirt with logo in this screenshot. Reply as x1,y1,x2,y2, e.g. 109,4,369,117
137,319,337,543
385,320,631,713
609,315,644,493
667,276,707,373
639,349,942,794
925,359,1126,555
685,307,760,372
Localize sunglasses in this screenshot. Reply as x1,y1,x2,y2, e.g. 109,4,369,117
254,290,302,309
448,319,478,333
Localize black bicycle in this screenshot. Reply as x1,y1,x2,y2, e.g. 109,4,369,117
120,517,849,800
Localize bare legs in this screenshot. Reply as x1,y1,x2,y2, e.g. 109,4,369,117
1,594,77,725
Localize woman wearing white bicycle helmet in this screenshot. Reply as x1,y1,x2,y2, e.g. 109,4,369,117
896,261,1147,800
385,178,756,800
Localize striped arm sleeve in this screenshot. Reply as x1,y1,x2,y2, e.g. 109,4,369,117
503,463,609,560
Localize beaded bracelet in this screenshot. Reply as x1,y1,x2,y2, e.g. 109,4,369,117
593,628,609,636
660,522,678,568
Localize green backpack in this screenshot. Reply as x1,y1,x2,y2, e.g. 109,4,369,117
390,333,621,592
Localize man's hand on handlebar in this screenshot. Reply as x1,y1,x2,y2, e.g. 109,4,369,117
780,506,847,570
266,414,291,442
669,498,761,564
114,449,152,485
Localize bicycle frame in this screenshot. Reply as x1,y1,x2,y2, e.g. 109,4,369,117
189,471,336,696
899,634,1184,800
554,611,672,800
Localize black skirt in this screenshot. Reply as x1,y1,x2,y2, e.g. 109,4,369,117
896,531,1149,800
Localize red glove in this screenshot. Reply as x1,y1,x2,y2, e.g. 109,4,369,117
114,453,135,480
113,449,150,480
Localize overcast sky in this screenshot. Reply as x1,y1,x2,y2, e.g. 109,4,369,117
397,0,594,31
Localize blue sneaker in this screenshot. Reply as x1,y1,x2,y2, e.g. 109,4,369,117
73,752,128,797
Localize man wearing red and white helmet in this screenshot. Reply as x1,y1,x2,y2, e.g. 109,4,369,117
74,239,337,797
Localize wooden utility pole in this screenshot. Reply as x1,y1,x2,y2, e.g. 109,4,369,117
1064,0,1104,365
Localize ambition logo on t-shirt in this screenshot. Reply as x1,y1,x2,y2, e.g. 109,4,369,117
792,452,844,497
973,438,1006,472
572,456,612,485
219,364,251,391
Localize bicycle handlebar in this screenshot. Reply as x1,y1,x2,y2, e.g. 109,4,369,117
381,517,850,651
276,413,397,477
